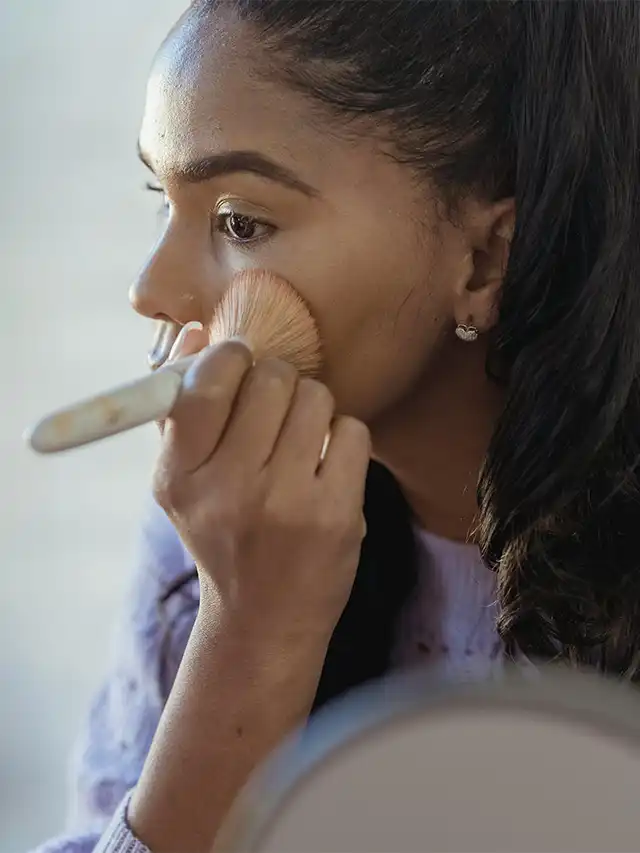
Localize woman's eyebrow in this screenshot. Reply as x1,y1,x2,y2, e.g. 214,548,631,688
137,143,319,198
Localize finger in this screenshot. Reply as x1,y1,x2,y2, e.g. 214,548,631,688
319,415,371,505
155,325,209,436
161,339,254,473
148,320,180,371
215,358,299,470
269,379,335,475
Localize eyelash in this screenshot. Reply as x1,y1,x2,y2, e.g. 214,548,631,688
144,182,274,246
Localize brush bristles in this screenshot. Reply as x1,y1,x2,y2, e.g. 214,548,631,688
208,270,323,377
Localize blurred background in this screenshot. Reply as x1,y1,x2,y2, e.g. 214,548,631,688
0,2,186,849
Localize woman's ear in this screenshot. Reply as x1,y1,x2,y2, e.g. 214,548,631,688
453,197,515,333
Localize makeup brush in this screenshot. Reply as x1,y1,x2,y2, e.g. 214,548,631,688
26,270,322,455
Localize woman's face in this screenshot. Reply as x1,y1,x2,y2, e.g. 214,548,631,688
132,9,476,427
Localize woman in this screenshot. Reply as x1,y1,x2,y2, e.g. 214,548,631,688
34,1,640,852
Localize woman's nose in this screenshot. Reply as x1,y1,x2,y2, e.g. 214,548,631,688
129,232,201,325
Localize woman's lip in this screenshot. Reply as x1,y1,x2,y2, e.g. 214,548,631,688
148,321,181,370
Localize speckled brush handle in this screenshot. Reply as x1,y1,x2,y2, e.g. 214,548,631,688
25,355,198,454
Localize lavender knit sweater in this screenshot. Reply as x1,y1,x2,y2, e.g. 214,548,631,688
30,499,502,853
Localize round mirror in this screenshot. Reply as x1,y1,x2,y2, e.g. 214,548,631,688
220,668,640,852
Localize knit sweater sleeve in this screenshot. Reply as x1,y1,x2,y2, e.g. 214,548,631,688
28,499,198,853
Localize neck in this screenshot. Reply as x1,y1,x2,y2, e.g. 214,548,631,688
370,336,503,543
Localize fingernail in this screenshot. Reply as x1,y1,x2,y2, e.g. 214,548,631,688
148,321,180,370
227,336,255,364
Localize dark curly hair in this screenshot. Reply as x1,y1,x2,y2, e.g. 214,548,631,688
179,0,640,679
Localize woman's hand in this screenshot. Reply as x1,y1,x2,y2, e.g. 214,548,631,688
129,337,371,853
153,337,370,648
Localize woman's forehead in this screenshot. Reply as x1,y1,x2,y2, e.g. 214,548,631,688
138,14,394,200
142,15,307,170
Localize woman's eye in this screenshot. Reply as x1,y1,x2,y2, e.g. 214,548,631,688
145,181,170,215
216,212,272,244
